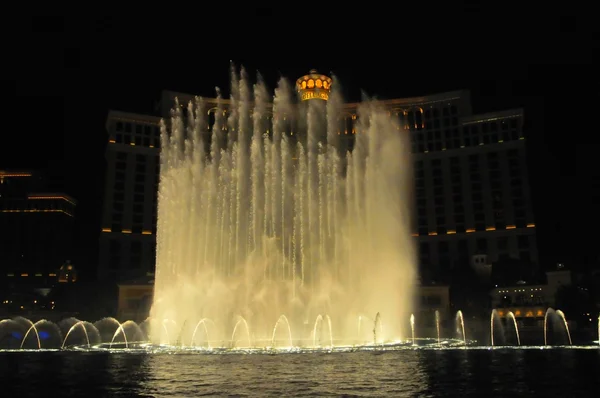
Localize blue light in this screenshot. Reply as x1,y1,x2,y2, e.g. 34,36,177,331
11,332,22,340
39,331,50,340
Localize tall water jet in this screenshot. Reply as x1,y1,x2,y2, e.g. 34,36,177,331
598,314,599,347
506,311,521,346
490,309,499,347
410,313,415,345
455,310,466,345
435,310,440,345
149,68,416,346
373,312,383,345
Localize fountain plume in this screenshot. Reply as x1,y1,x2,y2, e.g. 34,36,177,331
149,67,416,347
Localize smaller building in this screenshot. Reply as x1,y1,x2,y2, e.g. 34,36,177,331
490,267,572,321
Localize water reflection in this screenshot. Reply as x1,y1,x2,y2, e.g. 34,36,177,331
144,351,429,396
1,350,599,396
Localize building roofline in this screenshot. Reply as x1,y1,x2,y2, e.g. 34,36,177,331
461,108,524,124
0,170,35,178
160,88,471,108
106,110,162,129
27,193,77,205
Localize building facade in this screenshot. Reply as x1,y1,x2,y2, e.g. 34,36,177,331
99,85,537,284
0,170,77,288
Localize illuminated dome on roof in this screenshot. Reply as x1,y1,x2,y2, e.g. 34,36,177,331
58,261,77,283
296,69,333,101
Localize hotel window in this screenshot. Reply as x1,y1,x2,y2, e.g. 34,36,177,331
125,123,132,133
518,235,529,249
497,237,508,251
116,122,123,131
419,242,429,258
476,238,487,252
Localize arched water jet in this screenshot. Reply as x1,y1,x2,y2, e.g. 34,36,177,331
271,314,293,348
597,314,599,347
455,310,466,345
506,311,521,346
312,314,323,347
555,310,572,345
61,321,97,349
410,314,415,345
434,310,440,345
544,308,553,346
109,321,129,349
191,318,215,348
231,316,251,348
20,321,42,349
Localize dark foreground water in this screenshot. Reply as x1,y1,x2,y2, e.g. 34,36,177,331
1,348,599,397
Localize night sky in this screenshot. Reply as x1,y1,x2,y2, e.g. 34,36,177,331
2,12,598,278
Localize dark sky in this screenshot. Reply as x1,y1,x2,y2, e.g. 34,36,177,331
2,12,598,277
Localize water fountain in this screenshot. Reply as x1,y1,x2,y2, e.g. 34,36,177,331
2,309,599,351
148,67,417,348
435,310,440,345
544,308,572,346
455,310,466,345
410,314,416,345
1,70,599,355
506,311,521,346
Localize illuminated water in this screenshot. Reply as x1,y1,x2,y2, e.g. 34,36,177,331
2,349,599,396
150,68,416,346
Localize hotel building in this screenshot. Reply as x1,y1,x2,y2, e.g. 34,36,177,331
99,71,537,290
0,170,77,286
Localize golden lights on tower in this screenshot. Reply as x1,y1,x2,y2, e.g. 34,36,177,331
296,69,333,101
